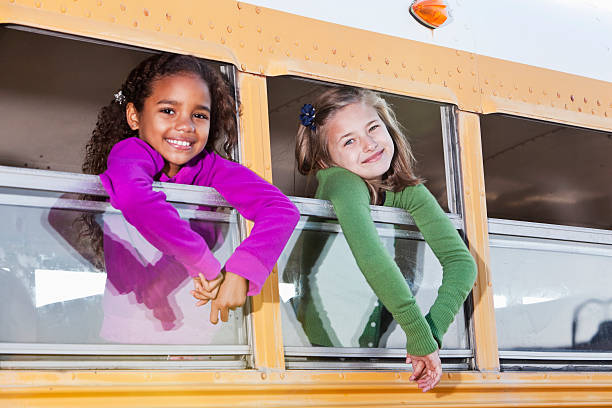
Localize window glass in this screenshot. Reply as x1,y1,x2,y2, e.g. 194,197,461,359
267,76,450,211
490,233,612,353
481,114,612,230
277,220,469,352
0,193,247,347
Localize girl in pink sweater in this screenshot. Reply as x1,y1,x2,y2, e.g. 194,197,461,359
82,53,299,327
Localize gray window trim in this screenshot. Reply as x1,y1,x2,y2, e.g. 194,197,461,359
284,347,472,359
0,344,250,356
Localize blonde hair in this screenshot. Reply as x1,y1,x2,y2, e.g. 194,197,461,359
295,86,422,204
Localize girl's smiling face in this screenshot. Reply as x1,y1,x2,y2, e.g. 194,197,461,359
325,101,394,181
126,73,211,178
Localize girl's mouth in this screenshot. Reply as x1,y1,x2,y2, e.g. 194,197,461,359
165,138,194,151
362,149,384,164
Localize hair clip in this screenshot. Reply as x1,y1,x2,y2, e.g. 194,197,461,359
300,103,316,131
114,90,126,105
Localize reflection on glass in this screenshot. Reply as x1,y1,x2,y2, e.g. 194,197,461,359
277,222,468,350
491,234,612,352
0,200,246,345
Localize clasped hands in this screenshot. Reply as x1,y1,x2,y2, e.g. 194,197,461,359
406,349,442,392
191,270,247,324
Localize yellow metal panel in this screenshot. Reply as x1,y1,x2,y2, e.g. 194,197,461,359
2,0,610,131
2,370,612,407
457,110,499,372
236,71,284,370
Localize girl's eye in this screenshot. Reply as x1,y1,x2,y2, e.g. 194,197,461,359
160,108,175,115
369,124,380,132
343,138,355,147
193,112,209,120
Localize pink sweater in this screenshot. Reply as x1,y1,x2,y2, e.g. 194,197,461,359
100,137,299,296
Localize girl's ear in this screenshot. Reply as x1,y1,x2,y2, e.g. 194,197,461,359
125,102,140,131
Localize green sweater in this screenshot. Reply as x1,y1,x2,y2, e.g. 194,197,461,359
315,167,477,356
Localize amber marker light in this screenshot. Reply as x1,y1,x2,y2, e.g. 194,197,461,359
410,0,450,29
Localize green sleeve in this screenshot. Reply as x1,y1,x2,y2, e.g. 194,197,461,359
386,184,477,347
316,167,438,356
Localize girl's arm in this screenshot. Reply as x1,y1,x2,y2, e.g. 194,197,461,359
204,155,300,296
315,167,438,356
99,137,222,281
387,183,477,347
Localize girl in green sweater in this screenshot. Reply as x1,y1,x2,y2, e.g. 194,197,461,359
295,86,477,392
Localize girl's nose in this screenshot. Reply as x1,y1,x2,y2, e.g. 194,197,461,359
176,116,195,133
362,136,378,152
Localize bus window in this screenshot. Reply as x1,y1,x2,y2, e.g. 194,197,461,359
0,26,250,369
268,76,471,369
481,114,612,368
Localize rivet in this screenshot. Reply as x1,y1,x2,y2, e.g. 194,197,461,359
97,0,102,6
481,88,485,94
119,3,125,12
350,50,355,58
86,10,91,17
564,104,568,109
584,97,588,104
522,97,527,102
550,101,554,107
241,64,246,70
294,41,299,47
256,26,262,33
471,71,475,76
418,65,423,71
9,0,15,3
199,33,204,40
286,50,290,56
484,79,489,84
508,94,512,100
60,5,67,12
110,16,116,23
443,80,447,87
394,72,399,78
570,95,575,102
35,1,41,7
488,281,492,287
275,36,280,43
324,58,328,64
305,55,310,60
261,372,267,380
377,69,382,74
385,57,390,65
268,46,274,53
557,92,561,98
155,24,160,31
493,90,497,96
165,12,171,21
427,77,431,84
605,111,608,117
395,373,401,379
255,7,261,14
597,100,601,106
529,87,533,93
280,373,286,379
258,45,263,52
455,50,460,56
342,61,347,68
143,8,149,16
591,109,595,114
313,43,319,50
448,71,453,77
457,66,462,73
259,66,264,74
499,81,503,88
220,36,226,44
402,62,406,68
473,86,478,93
410,74,415,81
215,372,221,379
458,83,463,90
133,20,138,27
368,54,372,61
359,64,365,71
188,18,193,25
434,67,438,74
227,25,232,33
236,1,242,9
578,107,582,112
332,48,337,55
178,31,183,36
240,41,245,48
209,22,215,29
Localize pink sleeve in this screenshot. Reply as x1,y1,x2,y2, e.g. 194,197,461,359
205,156,300,296
99,137,222,280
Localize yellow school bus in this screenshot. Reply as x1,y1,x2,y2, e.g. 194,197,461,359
0,0,611,406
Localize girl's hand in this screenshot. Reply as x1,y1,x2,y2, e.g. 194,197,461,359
209,271,247,324
406,349,442,392
191,272,224,305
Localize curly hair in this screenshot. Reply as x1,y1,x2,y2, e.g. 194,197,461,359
295,86,422,204
81,53,240,265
